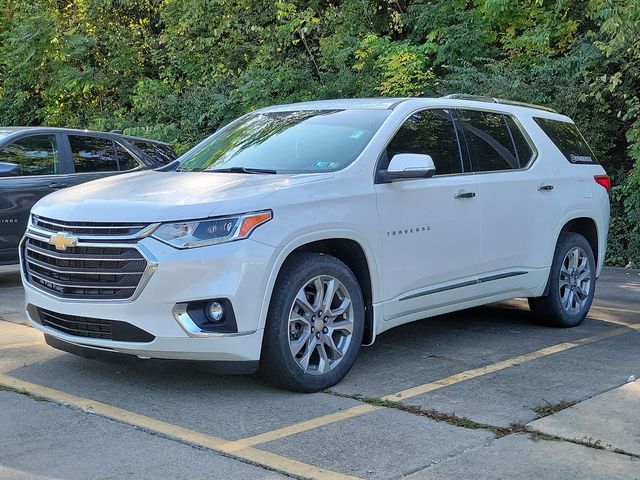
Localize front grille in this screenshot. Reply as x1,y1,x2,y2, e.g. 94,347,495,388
37,308,155,342
32,215,149,237
23,237,149,300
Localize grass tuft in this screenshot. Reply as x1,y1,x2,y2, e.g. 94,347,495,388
532,400,577,418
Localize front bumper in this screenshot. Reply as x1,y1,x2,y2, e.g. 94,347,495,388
23,236,276,362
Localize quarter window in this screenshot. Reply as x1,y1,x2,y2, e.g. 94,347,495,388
505,116,534,168
0,135,59,176
456,110,520,172
533,117,597,164
129,140,176,164
69,135,118,173
385,109,464,175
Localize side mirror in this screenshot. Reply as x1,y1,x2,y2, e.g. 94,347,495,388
379,154,436,182
0,162,20,177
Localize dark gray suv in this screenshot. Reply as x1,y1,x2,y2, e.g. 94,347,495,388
0,127,177,265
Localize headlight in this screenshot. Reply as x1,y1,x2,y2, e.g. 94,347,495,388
151,210,272,249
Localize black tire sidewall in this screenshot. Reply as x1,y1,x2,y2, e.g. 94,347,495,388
261,253,365,392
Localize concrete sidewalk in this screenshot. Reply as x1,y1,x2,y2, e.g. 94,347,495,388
407,379,640,479
530,379,640,457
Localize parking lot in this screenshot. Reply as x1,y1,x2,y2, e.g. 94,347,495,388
1,265,638,479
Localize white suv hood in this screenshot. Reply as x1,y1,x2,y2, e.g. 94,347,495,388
33,170,332,222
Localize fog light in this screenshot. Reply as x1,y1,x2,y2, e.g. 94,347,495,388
206,301,225,322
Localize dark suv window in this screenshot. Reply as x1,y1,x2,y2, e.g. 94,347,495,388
385,109,464,175
504,116,534,168
0,135,59,176
129,140,176,164
456,110,522,172
115,143,143,171
69,135,118,173
533,117,597,164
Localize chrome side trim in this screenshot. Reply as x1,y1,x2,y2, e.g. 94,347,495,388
399,271,528,302
172,304,255,338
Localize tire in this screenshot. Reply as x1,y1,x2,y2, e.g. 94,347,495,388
528,232,596,328
260,252,365,392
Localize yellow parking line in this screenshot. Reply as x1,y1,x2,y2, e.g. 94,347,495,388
381,327,628,401
223,326,632,449
591,305,640,316
589,311,640,331
0,374,360,480
0,341,43,350
219,403,380,453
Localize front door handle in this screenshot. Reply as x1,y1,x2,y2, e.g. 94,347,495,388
454,191,476,199
48,182,69,189
538,184,554,191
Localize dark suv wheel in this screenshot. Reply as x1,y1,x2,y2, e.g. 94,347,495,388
528,232,596,327
260,252,364,392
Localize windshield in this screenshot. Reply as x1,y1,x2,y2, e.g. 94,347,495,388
176,109,390,174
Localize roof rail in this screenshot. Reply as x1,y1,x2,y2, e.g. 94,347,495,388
442,94,558,113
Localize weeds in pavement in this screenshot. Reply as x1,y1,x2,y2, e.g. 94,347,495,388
532,400,577,418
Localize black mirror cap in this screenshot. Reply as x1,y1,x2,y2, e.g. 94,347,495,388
378,167,436,183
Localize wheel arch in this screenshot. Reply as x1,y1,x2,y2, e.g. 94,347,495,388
559,217,599,268
259,231,380,346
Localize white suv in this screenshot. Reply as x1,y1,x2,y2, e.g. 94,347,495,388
20,96,610,392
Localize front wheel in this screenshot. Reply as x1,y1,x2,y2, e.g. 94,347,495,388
260,253,365,392
528,232,596,327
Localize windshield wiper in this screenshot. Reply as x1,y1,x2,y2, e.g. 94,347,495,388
207,166,277,174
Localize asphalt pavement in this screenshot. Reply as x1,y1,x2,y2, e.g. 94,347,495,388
0,265,638,479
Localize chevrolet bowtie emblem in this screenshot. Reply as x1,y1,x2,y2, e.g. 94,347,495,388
48,232,78,251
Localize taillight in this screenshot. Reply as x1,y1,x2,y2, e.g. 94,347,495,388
594,175,610,193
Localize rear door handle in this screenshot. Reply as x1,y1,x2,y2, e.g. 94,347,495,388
48,182,69,189
538,184,554,191
454,191,476,199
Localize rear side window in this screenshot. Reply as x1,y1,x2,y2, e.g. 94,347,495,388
385,109,464,175
456,110,521,172
69,135,118,173
130,140,176,164
534,118,597,164
0,135,60,176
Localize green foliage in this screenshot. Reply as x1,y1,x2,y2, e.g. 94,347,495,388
1,0,639,265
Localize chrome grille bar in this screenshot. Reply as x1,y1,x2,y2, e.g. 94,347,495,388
28,271,139,290
25,242,140,262
30,215,159,241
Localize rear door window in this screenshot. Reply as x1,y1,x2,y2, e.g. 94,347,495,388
385,109,465,176
69,135,118,173
455,110,520,172
533,117,597,164
0,135,60,176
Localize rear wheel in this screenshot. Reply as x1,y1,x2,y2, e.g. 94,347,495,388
260,253,364,392
528,232,596,327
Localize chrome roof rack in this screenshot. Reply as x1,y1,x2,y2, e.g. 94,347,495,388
442,94,558,113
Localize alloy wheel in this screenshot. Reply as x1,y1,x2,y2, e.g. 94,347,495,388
559,246,591,313
288,275,354,375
